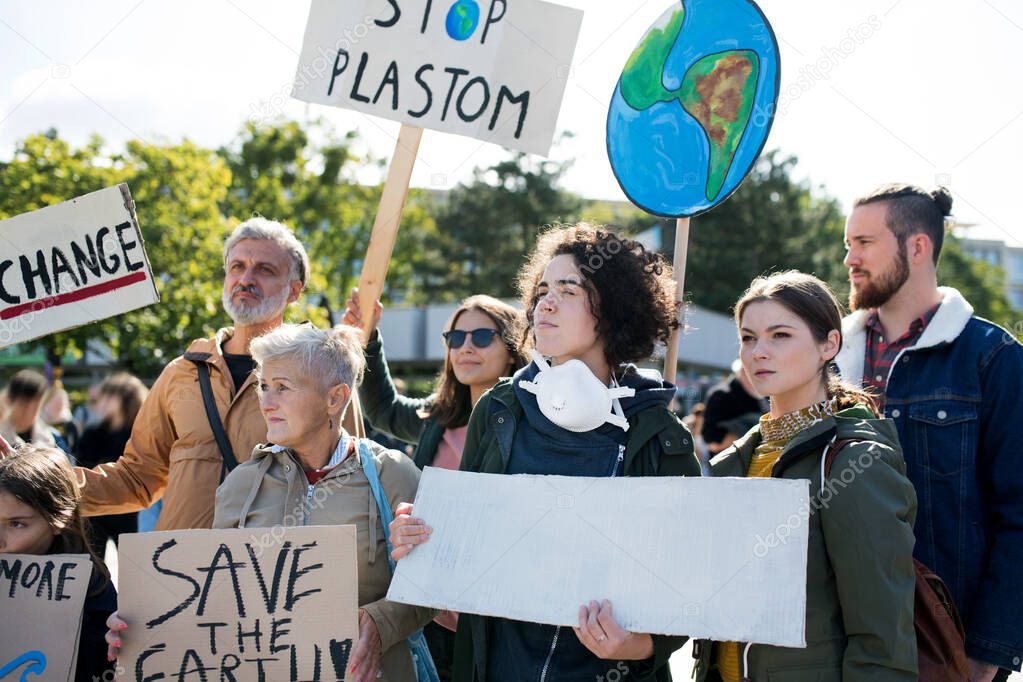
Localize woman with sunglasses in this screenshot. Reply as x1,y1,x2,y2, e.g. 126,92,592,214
388,224,702,682
343,291,528,680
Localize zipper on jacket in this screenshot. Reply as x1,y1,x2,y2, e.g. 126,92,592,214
539,626,560,682
611,444,625,477
740,641,753,681
303,483,314,525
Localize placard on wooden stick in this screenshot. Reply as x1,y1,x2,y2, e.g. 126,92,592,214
292,0,583,338
606,0,781,381
0,184,159,350
115,526,358,682
1,553,92,682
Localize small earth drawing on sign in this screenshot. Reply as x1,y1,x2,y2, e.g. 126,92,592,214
446,0,481,41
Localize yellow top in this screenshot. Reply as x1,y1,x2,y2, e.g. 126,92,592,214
715,398,839,682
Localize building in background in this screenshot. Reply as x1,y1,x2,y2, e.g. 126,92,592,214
959,237,1023,311
376,300,738,414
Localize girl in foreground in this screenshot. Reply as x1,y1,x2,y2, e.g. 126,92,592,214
0,443,117,682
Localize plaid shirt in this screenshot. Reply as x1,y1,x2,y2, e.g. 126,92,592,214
862,303,941,408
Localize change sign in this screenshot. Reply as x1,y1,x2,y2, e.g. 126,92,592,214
292,0,584,156
1,553,92,682
115,526,358,682
0,184,159,349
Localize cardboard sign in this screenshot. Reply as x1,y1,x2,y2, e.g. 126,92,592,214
0,184,160,349
606,0,781,217
0,553,92,682
292,0,583,156
115,526,359,682
389,468,809,647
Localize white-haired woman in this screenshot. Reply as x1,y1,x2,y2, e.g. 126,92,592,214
104,323,433,682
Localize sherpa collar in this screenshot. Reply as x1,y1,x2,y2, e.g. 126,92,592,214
835,286,974,386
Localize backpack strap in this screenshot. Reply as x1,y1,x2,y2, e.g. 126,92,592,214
358,440,398,573
185,352,238,481
820,436,865,484
356,441,440,682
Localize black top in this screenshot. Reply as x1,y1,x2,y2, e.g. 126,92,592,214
702,375,769,445
16,428,31,442
75,423,131,468
223,352,256,392
76,568,117,682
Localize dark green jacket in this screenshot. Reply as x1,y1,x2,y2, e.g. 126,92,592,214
360,332,446,469
695,405,918,681
453,377,702,682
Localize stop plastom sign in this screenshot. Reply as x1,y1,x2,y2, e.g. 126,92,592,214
292,0,583,156
0,184,160,349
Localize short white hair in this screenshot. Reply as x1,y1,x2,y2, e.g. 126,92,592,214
250,324,365,392
223,217,310,285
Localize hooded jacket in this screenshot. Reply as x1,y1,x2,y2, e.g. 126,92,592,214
695,405,918,681
213,437,435,681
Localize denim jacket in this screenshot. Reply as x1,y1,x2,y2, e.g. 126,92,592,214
836,287,1023,671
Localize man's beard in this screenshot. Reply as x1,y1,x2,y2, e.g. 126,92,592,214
849,246,910,311
222,283,292,325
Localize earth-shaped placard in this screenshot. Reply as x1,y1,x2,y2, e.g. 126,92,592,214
607,0,780,217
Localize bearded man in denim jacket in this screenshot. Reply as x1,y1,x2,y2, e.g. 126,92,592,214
836,183,1023,682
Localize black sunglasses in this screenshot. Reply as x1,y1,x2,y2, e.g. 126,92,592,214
442,328,500,349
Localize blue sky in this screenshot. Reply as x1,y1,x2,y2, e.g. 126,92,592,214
2,0,1021,247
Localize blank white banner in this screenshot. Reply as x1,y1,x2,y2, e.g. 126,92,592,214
388,467,809,647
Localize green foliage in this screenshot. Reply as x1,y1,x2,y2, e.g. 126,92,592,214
413,150,583,301
219,118,442,312
0,132,231,373
939,236,1016,331
1,122,1016,378
674,150,848,314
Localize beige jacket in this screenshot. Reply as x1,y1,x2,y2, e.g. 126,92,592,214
73,328,362,530
213,438,434,682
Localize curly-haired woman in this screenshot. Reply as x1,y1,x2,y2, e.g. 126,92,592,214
389,223,702,682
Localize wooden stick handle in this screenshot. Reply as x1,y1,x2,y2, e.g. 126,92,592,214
662,217,691,385
356,124,424,345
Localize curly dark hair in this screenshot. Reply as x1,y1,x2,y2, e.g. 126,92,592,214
517,223,679,367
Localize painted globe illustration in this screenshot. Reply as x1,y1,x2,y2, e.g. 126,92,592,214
607,0,780,217
446,0,481,41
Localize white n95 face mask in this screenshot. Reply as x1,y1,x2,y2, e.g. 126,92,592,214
518,350,635,432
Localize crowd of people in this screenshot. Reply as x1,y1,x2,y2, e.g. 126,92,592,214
1,183,1021,681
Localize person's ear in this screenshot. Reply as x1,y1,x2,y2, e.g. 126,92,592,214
327,383,351,416
287,279,303,305
822,329,841,364
908,233,932,266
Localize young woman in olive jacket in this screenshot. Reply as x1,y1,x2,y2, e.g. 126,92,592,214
695,272,918,682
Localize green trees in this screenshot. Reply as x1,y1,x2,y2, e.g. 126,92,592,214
1,121,1015,378
0,131,230,374
219,119,442,311
412,150,583,301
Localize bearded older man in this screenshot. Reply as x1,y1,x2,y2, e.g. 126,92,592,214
70,217,359,530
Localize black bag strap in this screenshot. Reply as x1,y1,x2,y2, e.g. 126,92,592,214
185,352,238,480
